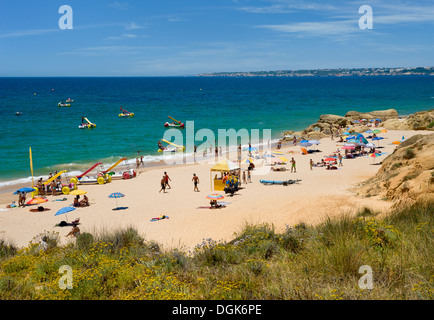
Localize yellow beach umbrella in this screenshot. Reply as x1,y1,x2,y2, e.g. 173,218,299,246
69,189,87,196
241,158,254,164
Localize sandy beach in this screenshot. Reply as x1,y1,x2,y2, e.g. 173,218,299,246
1,128,432,250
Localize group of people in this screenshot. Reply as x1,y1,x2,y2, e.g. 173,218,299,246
159,171,172,193
35,172,62,196
136,155,145,169
73,195,89,207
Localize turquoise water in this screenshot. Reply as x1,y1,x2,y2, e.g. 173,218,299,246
0,76,433,186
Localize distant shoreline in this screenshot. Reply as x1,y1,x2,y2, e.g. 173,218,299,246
197,67,434,77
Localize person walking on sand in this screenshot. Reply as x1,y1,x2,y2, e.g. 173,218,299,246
242,170,247,184
192,173,200,192
164,171,171,189
291,157,296,173
136,158,140,169
309,159,314,171
159,176,166,193
338,153,343,166
247,169,251,183
140,155,144,167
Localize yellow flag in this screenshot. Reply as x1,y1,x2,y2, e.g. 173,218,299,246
29,147,34,187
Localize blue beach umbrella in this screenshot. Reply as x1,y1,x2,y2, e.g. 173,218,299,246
342,132,350,135
108,192,125,209
55,206,76,222
372,136,384,147
299,142,312,147
13,187,35,195
308,140,320,145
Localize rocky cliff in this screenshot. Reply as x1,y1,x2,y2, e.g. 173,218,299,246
356,133,434,207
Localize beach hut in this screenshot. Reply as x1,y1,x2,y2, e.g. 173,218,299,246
210,160,240,191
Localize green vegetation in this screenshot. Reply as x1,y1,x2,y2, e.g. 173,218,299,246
0,201,433,300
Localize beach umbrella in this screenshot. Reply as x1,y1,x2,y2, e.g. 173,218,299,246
300,147,308,155
342,145,355,150
369,153,381,163
381,130,388,133
206,194,224,200
272,151,284,155
241,158,254,164
361,119,367,122
244,147,257,152
342,132,350,135
300,140,309,144
365,130,372,134
271,157,288,163
392,141,401,145
308,140,320,145
108,192,125,208
55,206,75,222
299,142,312,147
372,136,384,146
324,157,336,162
27,197,48,205
13,187,35,195
372,129,381,134
69,189,87,196
365,143,375,148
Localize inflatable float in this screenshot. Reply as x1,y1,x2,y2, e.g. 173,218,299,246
259,179,301,186
58,102,71,107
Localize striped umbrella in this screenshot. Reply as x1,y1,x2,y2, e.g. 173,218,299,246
108,192,125,208
206,194,224,200
369,153,382,163
27,197,48,205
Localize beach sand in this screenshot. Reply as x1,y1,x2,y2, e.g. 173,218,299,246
1,128,431,250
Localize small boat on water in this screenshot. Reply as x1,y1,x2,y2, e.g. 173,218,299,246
15,111,22,115
79,117,96,129
119,106,134,117
164,116,184,128
58,102,71,107
66,98,74,103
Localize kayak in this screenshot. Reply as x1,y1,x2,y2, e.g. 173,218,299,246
58,103,71,107
119,113,134,117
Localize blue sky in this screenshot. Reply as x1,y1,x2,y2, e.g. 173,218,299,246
0,0,433,76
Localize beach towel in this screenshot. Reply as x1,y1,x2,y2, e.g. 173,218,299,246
151,215,169,221
53,198,67,202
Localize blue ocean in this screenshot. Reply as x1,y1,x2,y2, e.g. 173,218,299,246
0,76,433,186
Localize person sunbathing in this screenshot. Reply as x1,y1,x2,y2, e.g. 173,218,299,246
73,197,80,207
271,166,286,171
210,200,222,208
326,164,338,170
66,223,80,237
